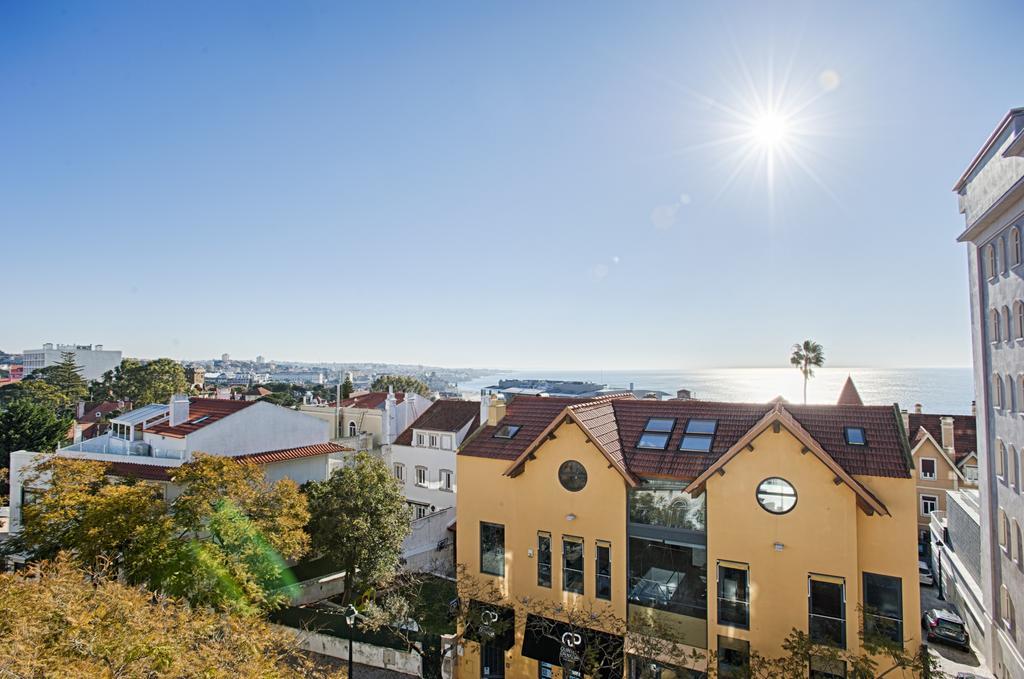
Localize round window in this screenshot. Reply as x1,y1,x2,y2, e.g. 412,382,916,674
558,460,588,492
755,477,797,514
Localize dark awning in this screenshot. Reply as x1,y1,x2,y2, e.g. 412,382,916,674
521,614,623,679
464,600,515,650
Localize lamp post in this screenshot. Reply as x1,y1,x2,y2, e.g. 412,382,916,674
934,540,945,601
344,604,359,678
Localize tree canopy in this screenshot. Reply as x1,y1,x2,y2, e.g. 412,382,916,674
22,352,87,413
12,454,310,614
0,555,339,678
305,452,411,605
0,399,72,470
370,374,430,397
341,377,354,399
92,357,189,405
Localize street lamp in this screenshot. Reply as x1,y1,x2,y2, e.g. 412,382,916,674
344,604,359,678
933,540,945,601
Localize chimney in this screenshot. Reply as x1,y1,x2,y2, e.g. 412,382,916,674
76,400,86,419
914,403,923,414
972,400,977,416
480,389,490,427
487,394,507,426
940,416,955,452
675,389,693,401
169,394,190,427
900,409,909,434
629,382,635,392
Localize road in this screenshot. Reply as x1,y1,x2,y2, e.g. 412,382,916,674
919,582,993,678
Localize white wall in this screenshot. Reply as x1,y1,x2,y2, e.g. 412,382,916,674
277,625,421,676
390,442,456,511
184,401,329,456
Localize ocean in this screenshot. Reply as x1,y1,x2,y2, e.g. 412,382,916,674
457,367,976,415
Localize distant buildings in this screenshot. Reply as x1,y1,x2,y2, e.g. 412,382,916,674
7,395,348,532
22,343,121,381
953,107,1024,677
483,378,671,400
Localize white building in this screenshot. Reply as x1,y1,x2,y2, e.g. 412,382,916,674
300,390,432,452
22,343,122,381
953,107,1024,678
7,395,349,531
387,399,480,519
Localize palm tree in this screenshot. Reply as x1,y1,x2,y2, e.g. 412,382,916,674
790,340,825,405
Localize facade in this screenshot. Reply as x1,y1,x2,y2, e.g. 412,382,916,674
930,489,987,654
22,343,122,381
7,396,348,530
955,107,1024,679
456,393,920,678
902,408,978,545
299,390,431,451
388,399,480,519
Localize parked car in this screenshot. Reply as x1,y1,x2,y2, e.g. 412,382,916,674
922,608,971,651
919,560,935,586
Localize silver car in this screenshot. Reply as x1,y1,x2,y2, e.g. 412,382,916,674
919,560,935,586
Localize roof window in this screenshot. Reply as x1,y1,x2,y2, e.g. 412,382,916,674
637,417,676,449
493,424,521,439
679,419,717,452
190,416,210,425
844,427,867,445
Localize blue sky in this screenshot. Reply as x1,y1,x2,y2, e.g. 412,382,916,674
2,1,1022,369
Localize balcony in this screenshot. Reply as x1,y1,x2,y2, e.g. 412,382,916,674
61,435,184,460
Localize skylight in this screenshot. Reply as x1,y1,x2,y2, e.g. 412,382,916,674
679,419,717,453
493,424,521,439
636,417,676,449
190,416,210,425
844,427,867,446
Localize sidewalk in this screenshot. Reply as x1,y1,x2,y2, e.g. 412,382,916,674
920,583,993,678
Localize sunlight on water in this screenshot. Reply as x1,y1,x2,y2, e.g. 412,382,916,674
460,368,975,415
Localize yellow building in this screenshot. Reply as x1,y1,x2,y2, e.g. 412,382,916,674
455,392,921,678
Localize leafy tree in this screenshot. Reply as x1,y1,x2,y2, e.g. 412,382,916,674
0,400,73,469
0,555,340,678
305,452,411,605
341,376,354,399
790,339,825,405
89,357,140,401
0,380,71,413
94,357,189,405
370,374,430,397
46,351,89,407
12,454,310,614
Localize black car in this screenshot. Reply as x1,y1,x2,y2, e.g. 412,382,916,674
922,608,971,651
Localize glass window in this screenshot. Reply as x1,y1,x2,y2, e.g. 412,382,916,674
644,417,676,433
429,434,438,447
920,495,937,516
394,463,405,481
596,543,611,600
809,577,846,648
810,656,847,679
685,419,717,435
415,466,427,486
563,538,584,594
537,533,551,588
756,477,797,514
717,636,749,679
637,432,671,449
416,433,425,445
480,522,505,576
441,469,453,491
441,434,452,450
863,572,903,645
965,465,979,482
844,427,866,445
920,459,936,480
627,537,707,620
679,435,713,452
629,485,706,532
718,564,749,628
493,424,521,439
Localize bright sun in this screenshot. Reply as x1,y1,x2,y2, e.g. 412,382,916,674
750,112,790,148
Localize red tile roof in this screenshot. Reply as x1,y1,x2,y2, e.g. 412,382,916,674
339,392,406,410
145,398,256,438
393,400,481,446
102,442,351,482
907,413,977,463
77,401,125,424
837,377,864,406
462,396,911,480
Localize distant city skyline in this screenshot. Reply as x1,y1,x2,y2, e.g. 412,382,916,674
4,2,1022,369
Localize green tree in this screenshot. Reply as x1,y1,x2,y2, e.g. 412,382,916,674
370,374,430,396
24,352,87,412
0,380,71,414
341,376,354,399
305,452,411,605
790,339,825,405
95,358,189,405
0,400,72,469
0,555,340,678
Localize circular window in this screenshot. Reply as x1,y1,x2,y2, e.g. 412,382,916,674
558,460,588,492
755,477,797,514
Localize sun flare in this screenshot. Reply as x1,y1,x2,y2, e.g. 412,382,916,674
750,112,790,149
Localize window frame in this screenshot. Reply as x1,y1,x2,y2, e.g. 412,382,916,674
844,427,867,446
429,433,438,448
440,468,454,491
394,462,405,482
493,424,521,439
717,562,750,629
862,572,903,645
595,541,612,600
755,477,798,515
920,494,938,517
562,536,585,595
808,575,847,649
415,465,428,487
919,458,937,481
537,532,552,588
480,522,505,577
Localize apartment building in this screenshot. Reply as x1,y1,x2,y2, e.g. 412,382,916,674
388,398,480,519
299,390,431,451
7,395,349,530
455,392,920,678
22,343,121,381
955,107,1024,678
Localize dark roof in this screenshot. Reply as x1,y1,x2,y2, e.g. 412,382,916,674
393,400,481,446
459,396,588,460
339,392,406,409
103,442,350,481
837,377,864,406
907,413,977,463
145,398,256,437
462,396,911,480
77,401,124,424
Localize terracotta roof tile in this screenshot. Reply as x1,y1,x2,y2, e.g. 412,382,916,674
145,398,256,438
459,396,588,460
837,377,864,406
394,400,480,446
339,392,406,410
907,413,977,463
